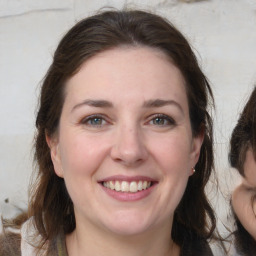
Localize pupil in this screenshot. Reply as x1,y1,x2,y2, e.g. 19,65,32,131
93,118,101,124
155,118,163,125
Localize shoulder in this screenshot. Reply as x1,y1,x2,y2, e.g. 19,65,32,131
21,218,67,256
233,216,256,256
232,184,256,240
20,217,49,256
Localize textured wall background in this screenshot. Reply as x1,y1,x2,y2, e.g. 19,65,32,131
1,0,256,237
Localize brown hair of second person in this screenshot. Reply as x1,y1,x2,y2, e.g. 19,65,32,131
229,87,256,176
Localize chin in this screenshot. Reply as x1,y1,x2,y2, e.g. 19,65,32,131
106,223,151,237
101,211,157,236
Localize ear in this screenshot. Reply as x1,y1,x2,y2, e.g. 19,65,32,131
46,134,64,178
189,129,204,174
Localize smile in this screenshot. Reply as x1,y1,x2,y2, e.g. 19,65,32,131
99,176,157,201
103,180,151,193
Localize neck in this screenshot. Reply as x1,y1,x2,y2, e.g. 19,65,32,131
66,218,180,256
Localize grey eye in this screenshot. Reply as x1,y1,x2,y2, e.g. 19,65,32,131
88,117,103,125
149,115,175,126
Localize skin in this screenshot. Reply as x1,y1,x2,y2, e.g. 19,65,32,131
48,47,203,256
232,148,256,240
243,148,256,188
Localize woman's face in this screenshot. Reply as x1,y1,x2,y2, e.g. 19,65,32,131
49,47,203,236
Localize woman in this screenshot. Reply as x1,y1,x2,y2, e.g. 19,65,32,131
1,9,220,255
230,87,256,255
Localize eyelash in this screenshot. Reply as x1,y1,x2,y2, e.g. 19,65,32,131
79,114,176,128
148,114,176,127
80,114,108,127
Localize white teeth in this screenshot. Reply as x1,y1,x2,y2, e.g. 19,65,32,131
138,181,143,191
121,181,129,192
130,181,138,193
109,181,115,190
103,181,109,188
115,181,121,191
103,180,152,193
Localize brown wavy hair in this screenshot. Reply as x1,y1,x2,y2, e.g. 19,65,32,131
29,9,217,251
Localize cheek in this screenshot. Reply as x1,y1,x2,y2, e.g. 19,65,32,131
58,135,109,208
244,150,256,185
149,134,191,205
59,134,109,177
149,133,192,172
245,164,256,187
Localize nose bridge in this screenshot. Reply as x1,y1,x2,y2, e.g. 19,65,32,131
111,119,148,165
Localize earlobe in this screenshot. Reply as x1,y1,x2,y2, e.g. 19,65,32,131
46,134,64,178
190,167,196,175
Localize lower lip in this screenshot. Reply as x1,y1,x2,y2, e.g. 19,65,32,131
100,184,156,202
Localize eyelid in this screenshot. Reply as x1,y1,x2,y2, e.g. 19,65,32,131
78,113,175,127
146,113,176,126
79,114,110,126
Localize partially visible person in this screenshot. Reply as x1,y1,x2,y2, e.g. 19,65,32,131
229,86,256,255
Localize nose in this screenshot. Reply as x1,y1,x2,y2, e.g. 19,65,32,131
110,124,148,167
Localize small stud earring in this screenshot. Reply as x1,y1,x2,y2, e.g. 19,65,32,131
191,167,196,175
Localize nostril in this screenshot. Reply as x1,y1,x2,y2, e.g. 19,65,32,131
110,131,148,165
113,156,144,167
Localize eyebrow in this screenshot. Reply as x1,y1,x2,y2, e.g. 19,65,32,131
143,99,184,113
72,100,113,112
71,98,183,113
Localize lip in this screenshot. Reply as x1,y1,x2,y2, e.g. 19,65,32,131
100,183,156,201
98,175,158,202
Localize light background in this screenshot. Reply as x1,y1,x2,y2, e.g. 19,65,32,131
0,0,256,238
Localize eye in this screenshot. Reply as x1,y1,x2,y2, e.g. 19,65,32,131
80,114,108,127
149,114,176,126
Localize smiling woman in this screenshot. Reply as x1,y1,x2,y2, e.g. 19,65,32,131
49,47,198,243
1,9,223,256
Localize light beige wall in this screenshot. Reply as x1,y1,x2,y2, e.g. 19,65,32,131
0,0,256,236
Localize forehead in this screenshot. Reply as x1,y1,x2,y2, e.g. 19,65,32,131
64,46,188,109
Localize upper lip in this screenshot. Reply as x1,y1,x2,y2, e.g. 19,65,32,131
98,175,157,183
